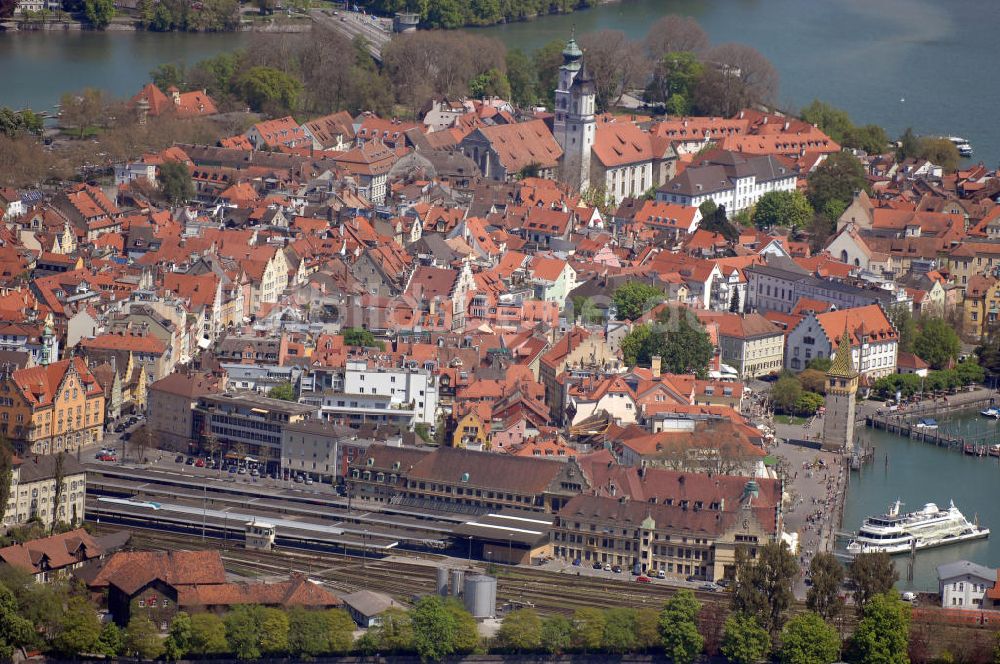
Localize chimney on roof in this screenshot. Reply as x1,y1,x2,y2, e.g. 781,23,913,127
651,355,662,378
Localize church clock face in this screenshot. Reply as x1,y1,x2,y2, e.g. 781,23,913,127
742,519,750,530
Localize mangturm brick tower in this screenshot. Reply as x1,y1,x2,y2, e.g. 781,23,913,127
821,329,859,453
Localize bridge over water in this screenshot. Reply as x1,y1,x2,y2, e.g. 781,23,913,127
310,8,393,62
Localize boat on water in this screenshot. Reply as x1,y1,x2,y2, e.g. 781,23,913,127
945,136,974,157
990,444,1000,458
915,418,938,429
847,500,989,556
981,407,1000,418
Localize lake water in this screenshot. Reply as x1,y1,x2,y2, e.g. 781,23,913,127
842,411,1000,591
2,0,998,163
477,0,1000,166
0,31,247,112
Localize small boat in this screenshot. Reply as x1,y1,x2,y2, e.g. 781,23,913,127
945,136,974,157
980,407,999,419
989,445,1000,458
915,418,938,430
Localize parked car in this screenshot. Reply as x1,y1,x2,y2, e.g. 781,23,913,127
572,559,582,567
699,582,721,592
174,455,184,463
657,569,666,579
603,563,611,571
228,466,237,474
901,591,917,603
305,477,314,485
250,468,259,477
184,457,195,465
592,561,603,570
97,453,116,462
294,475,304,483
237,466,247,475
194,459,205,468
636,575,652,584
611,565,622,574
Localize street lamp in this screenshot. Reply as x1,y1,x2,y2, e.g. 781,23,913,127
467,535,473,566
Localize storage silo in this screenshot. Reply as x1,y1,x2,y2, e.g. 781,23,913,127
450,569,465,597
436,567,449,596
462,575,497,619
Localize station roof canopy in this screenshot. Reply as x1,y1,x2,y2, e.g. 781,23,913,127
452,509,553,547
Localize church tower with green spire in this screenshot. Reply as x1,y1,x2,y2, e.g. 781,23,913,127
821,329,859,452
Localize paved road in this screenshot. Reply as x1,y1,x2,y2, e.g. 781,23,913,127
310,8,392,60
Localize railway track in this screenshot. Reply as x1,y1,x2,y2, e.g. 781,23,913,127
104,525,996,636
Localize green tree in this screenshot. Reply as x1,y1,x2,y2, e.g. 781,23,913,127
126,616,165,660
496,608,542,652
721,612,771,664
806,357,832,372
806,151,866,220
912,317,960,370
151,63,186,91
853,593,910,664
365,607,413,653
800,100,854,145
188,612,229,655
83,0,114,27
60,87,105,139
52,595,102,656
915,136,961,172
752,190,814,229
469,68,511,100
780,612,841,664
0,107,44,139
795,392,825,416
846,124,889,155
849,552,899,612
897,128,919,161
887,305,916,354
260,607,289,655
0,582,34,661
732,542,798,635
268,382,296,401
238,66,304,114
806,552,845,622
51,451,65,532
159,160,194,204
772,375,803,414
646,50,703,111
659,589,703,664
540,615,573,654
572,607,606,652
955,360,985,385
533,39,566,107
411,595,458,661
444,598,479,654
613,281,664,321
163,612,191,660
635,607,661,651
325,608,355,654
699,202,741,242
225,605,265,659
505,48,537,107
602,607,638,654
288,607,330,658
342,327,384,349
730,287,741,313
98,621,126,657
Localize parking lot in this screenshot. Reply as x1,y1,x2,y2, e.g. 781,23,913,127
536,556,726,593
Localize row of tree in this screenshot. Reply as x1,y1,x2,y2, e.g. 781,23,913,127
366,0,606,28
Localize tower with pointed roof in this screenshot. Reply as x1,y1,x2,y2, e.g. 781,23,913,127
553,34,595,193
821,329,859,452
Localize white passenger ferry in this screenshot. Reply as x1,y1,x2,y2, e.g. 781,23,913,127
847,500,989,555
945,136,974,157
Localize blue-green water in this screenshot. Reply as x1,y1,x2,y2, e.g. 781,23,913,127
2,1,998,164
476,0,1000,166
843,412,1000,591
